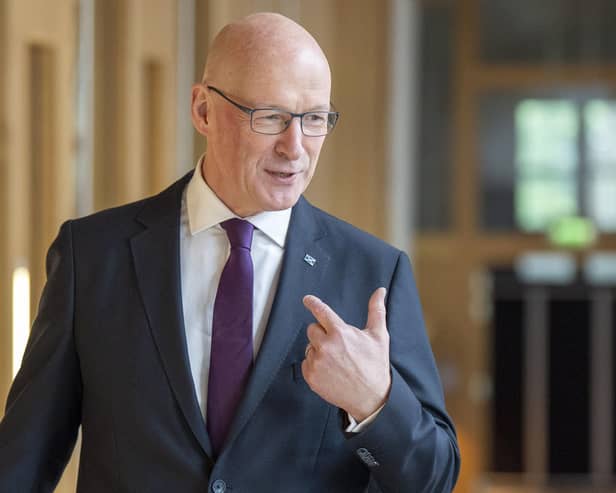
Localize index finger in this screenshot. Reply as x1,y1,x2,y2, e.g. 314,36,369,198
302,295,345,333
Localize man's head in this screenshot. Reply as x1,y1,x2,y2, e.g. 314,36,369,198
191,13,334,217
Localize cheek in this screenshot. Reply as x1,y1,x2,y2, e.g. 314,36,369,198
306,141,324,167
238,146,275,187
215,113,253,154
227,134,264,175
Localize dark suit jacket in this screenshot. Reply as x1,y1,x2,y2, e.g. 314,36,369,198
0,172,460,492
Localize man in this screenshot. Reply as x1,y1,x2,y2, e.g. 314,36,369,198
0,12,459,493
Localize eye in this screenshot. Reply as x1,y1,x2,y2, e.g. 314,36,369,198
254,110,286,123
304,113,327,123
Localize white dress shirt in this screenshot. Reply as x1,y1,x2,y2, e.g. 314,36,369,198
180,163,380,432
180,164,291,419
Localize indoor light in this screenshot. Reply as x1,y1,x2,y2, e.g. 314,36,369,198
12,266,30,378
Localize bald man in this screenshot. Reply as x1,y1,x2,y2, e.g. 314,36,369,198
0,13,459,493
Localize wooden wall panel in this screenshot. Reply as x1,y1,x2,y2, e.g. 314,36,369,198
3,0,77,387
143,61,166,195
94,0,127,210
326,0,388,238
94,0,177,209
28,46,57,324
3,1,179,491
3,1,78,491
5,0,77,291
127,0,178,200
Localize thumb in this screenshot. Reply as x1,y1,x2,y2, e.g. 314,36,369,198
365,287,387,333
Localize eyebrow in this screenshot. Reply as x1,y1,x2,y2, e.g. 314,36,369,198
255,102,332,112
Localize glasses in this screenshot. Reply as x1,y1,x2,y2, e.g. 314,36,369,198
207,85,339,137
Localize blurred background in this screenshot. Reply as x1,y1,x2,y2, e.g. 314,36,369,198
1,0,616,492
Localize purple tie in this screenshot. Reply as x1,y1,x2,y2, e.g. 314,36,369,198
207,219,255,455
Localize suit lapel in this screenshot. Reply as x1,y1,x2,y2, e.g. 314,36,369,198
130,172,213,458
224,197,330,450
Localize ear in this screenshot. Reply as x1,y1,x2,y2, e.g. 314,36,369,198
191,83,209,137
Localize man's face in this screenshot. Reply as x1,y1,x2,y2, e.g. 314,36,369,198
195,49,332,217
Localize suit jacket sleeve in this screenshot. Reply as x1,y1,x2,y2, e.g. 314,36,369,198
0,221,82,493
343,251,460,493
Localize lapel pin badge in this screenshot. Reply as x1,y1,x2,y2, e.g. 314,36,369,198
303,254,317,267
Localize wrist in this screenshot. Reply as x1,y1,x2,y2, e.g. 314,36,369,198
347,379,391,422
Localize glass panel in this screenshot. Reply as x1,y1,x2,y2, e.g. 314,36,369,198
587,179,616,232
480,93,584,231
480,92,616,232
480,0,616,63
584,100,616,231
514,100,579,231
515,100,578,175
516,179,578,232
479,93,519,230
585,100,616,170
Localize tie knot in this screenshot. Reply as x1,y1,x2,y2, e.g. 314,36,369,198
221,219,254,250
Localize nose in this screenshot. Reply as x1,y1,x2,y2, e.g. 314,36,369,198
274,117,304,161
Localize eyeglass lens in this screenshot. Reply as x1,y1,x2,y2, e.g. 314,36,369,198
251,109,336,136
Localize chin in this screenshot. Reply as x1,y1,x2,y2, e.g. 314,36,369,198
263,194,301,211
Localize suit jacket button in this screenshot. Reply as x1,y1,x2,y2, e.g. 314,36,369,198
356,448,379,467
212,479,227,493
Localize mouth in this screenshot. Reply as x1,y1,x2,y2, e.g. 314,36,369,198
265,170,299,180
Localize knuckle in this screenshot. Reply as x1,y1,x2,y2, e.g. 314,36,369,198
329,326,345,342
375,328,390,341
306,323,319,338
332,321,346,333
301,360,312,379
321,335,337,351
302,366,319,390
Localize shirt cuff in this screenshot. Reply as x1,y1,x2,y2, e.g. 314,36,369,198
344,404,385,433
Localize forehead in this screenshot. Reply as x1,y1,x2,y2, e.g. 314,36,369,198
216,43,331,110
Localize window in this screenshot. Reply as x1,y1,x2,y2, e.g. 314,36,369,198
480,93,616,233
585,101,616,231
515,100,579,231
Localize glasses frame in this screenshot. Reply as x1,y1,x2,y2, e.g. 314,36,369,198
206,85,339,137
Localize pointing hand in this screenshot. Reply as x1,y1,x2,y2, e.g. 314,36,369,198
301,288,391,422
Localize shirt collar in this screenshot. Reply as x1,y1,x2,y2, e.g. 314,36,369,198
186,158,292,248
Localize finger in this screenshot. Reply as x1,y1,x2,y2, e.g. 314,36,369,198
301,359,310,380
306,322,327,346
303,295,345,333
365,287,387,333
